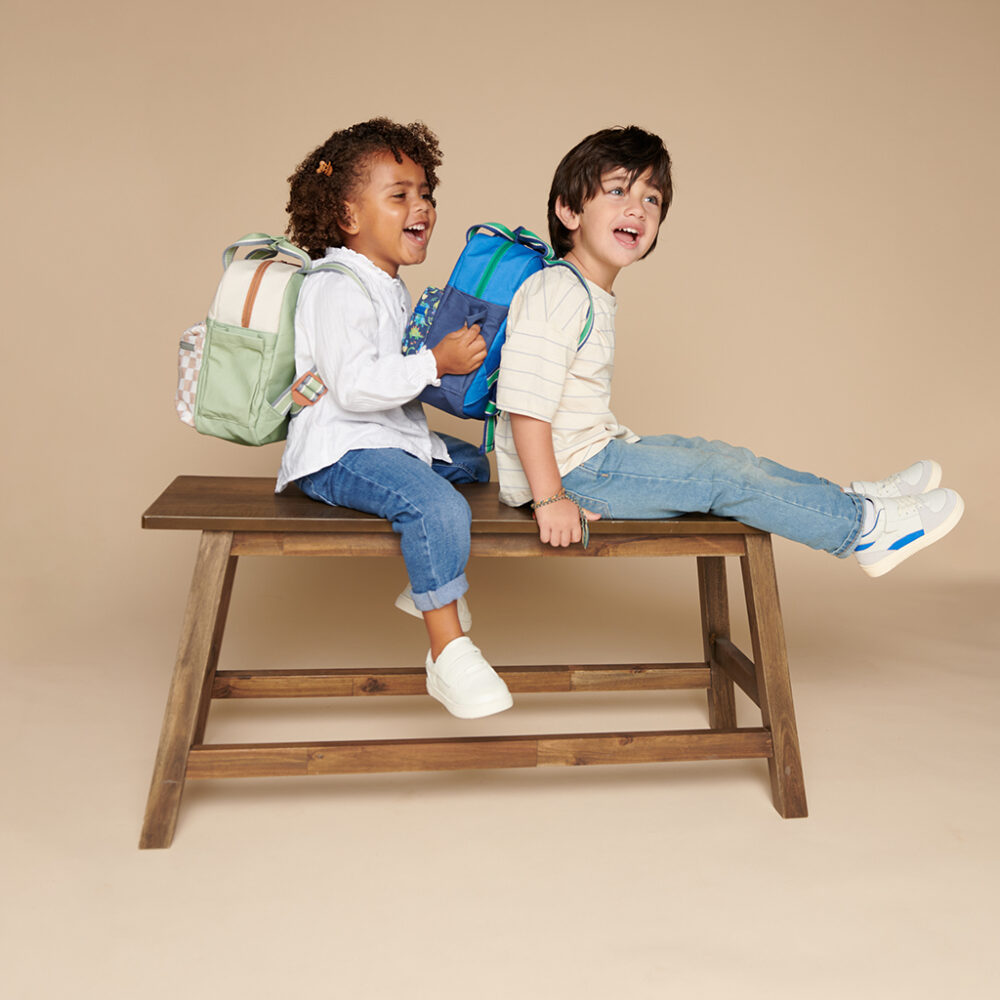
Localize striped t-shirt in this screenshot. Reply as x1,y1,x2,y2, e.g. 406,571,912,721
495,266,638,506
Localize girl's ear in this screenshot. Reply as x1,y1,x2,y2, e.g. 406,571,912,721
554,196,581,233
339,203,360,236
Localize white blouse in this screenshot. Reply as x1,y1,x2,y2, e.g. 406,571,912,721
275,247,447,493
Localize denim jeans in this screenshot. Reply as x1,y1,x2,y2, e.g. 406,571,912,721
561,435,864,556
297,435,490,609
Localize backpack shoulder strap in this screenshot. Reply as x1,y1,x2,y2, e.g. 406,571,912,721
305,259,373,300
543,258,595,350
269,261,374,419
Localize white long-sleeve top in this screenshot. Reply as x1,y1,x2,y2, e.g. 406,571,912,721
275,246,447,493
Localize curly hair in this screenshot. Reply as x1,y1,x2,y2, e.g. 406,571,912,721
547,126,673,259
286,118,443,259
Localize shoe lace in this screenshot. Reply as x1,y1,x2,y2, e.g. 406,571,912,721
891,495,924,516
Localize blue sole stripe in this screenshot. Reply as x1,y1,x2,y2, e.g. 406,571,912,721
889,529,925,551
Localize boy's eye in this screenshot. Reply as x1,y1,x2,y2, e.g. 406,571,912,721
645,194,660,206
607,186,625,196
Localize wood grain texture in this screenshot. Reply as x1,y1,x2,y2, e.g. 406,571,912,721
192,553,238,743
741,534,808,818
211,663,711,699
698,556,738,729
144,477,767,539
139,477,807,845
139,531,235,849
185,728,773,779
230,531,746,558
713,638,760,706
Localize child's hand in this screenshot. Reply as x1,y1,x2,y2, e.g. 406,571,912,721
432,324,487,376
535,498,601,547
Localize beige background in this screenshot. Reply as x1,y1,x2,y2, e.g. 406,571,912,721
2,1,998,997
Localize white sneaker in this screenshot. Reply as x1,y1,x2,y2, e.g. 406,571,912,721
853,488,964,578
426,637,513,719
396,585,472,632
850,460,942,498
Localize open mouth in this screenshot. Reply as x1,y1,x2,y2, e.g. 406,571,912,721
613,226,642,249
404,223,428,245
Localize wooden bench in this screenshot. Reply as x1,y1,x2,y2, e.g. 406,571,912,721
139,476,807,848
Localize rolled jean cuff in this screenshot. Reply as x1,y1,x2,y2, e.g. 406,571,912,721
831,491,867,558
410,572,468,612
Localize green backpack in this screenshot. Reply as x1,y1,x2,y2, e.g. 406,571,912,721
176,233,367,446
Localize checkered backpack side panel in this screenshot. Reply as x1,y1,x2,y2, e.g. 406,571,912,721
175,322,206,427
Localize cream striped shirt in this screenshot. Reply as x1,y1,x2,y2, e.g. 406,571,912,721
495,267,637,506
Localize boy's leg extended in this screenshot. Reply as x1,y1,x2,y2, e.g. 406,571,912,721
562,435,864,556
298,449,471,608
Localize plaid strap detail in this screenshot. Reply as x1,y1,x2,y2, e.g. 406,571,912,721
271,367,327,417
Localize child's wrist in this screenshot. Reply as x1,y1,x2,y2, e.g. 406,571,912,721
531,488,571,511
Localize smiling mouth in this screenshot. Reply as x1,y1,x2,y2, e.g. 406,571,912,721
404,223,428,244
614,226,642,249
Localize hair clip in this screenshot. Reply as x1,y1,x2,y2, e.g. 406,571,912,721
316,160,333,177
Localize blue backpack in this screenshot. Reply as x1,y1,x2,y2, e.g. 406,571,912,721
402,223,593,451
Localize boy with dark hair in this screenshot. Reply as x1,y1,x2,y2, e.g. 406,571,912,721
495,126,963,576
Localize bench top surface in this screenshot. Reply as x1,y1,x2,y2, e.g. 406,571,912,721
143,476,765,536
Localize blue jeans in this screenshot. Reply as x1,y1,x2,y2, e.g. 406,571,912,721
561,435,864,556
297,434,490,610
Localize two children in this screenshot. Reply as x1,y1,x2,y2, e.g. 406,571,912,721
277,119,512,720
278,119,963,723
495,125,964,576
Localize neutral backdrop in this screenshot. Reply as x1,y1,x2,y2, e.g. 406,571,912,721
2,2,997,998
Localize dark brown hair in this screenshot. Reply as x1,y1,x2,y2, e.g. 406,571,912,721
286,118,442,259
547,126,673,258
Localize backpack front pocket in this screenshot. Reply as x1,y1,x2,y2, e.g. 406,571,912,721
194,320,280,443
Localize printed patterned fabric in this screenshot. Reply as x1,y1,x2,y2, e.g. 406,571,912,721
402,286,443,355
176,322,206,426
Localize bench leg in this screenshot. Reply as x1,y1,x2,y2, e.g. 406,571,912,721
740,534,808,818
697,556,737,729
140,531,237,849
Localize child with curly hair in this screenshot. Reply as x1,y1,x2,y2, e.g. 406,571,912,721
277,118,512,719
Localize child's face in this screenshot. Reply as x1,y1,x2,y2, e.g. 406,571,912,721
557,167,663,291
341,152,436,277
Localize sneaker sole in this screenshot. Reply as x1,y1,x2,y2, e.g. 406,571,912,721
924,460,943,492
426,677,514,719
860,493,965,578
